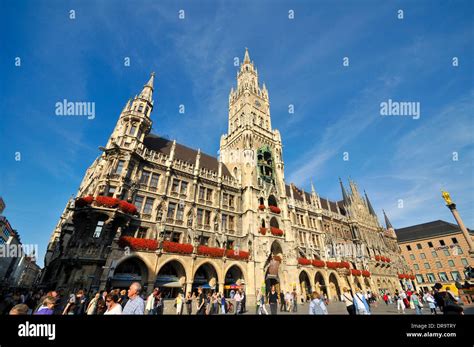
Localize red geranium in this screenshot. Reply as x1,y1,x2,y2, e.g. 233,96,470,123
258,205,265,211
259,227,267,235
312,260,325,268
375,255,381,261
339,261,350,269
351,269,362,276
95,196,120,208
269,205,281,214
385,257,391,263
362,270,371,277
118,236,158,251
118,200,138,215
197,245,225,258
270,227,284,236
76,195,93,207
162,241,194,254
326,261,339,269
226,249,250,260
298,258,312,266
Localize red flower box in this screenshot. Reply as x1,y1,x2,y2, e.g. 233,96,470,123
258,205,265,211
298,258,312,266
326,261,339,269
76,195,93,207
312,260,325,268
270,227,284,236
409,275,415,280
351,269,362,276
375,255,381,261
197,245,225,258
226,249,250,260
118,200,138,215
162,241,193,254
398,274,409,279
385,257,391,263
273,255,282,262
95,196,120,208
362,270,371,277
259,227,267,235
339,261,350,269
269,205,281,214
119,236,158,251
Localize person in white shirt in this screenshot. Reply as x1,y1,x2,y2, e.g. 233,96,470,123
340,287,356,315
104,293,123,315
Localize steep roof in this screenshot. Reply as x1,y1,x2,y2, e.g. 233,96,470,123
395,220,473,243
143,134,232,177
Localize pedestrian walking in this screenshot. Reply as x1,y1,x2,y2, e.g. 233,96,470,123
309,292,328,315
122,282,145,315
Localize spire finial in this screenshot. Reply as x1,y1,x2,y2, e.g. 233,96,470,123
244,47,251,63
139,72,155,102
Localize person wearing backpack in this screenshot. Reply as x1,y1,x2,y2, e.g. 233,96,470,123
410,291,423,315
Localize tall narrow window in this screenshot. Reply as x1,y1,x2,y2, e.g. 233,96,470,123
129,124,137,136
228,216,234,230
222,214,227,231
134,195,144,212
107,186,116,197
150,173,160,189
197,208,204,225
93,221,104,238
176,203,184,221
140,171,151,185
172,179,180,193
167,202,177,219
180,181,188,195
115,160,125,175
143,197,154,214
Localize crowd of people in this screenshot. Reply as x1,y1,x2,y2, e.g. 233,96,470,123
0,282,465,315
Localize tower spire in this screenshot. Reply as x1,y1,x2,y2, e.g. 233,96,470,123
364,190,376,216
339,177,349,204
383,209,393,229
138,72,155,103
243,47,251,63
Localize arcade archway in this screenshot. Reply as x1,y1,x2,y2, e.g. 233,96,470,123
328,273,341,301
192,262,218,295
111,257,148,291
314,271,327,296
299,271,311,302
155,260,186,298
224,265,245,298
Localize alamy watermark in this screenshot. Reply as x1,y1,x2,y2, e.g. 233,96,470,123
55,99,96,120
380,99,420,120
0,243,38,259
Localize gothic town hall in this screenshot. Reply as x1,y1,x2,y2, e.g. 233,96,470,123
41,49,412,304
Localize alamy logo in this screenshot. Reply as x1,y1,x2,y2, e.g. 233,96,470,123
55,99,96,119
380,99,420,119
18,321,56,341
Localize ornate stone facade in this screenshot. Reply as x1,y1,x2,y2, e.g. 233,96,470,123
41,49,409,304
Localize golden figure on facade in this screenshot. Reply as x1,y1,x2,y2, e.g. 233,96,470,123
441,190,453,205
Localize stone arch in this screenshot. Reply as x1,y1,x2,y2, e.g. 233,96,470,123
224,264,245,297
299,270,311,301
155,258,188,298
192,261,221,294
314,271,327,296
353,275,363,291
268,195,278,207
270,240,283,255
111,255,150,291
269,217,279,229
328,272,341,301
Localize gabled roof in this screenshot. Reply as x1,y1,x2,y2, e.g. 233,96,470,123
143,134,232,177
395,220,473,243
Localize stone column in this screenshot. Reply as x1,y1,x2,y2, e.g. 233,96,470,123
447,204,474,256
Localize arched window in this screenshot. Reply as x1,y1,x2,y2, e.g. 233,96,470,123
259,197,264,205
270,217,279,229
261,219,266,228
268,195,277,207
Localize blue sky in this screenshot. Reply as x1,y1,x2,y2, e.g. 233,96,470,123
1,0,473,267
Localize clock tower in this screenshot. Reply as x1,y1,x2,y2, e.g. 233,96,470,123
220,49,292,293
